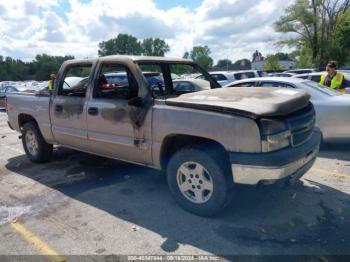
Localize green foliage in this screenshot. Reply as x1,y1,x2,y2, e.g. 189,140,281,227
214,58,251,70
216,59,233,70
274,52,293,61
34,54,74,80
141,38,170,56
232,59,251,70
264,55,282,71
184,46,213,69
275,0,350,67
98,34,170,57
98,34,142,56
328,11,350,65
292,48,314,68
0,54,74,81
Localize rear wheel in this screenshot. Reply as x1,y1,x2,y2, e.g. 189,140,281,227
22,122,53,163
167,147,232,216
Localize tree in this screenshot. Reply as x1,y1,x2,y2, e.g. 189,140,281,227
274,52,293,61
0,54,74,81
275,0,350,67
215,59,233,70
141,38,170,56
183,51,190,59
264,55,282,71
232,59,251,70
184,46,213,69
98,34,142,56
34,54,74,80
328,10,350,65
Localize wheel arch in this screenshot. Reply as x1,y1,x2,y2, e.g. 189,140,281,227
160,134,230,172
18,114,39,129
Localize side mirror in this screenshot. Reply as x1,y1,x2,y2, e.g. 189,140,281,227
128,97,144,107
345,88,350,94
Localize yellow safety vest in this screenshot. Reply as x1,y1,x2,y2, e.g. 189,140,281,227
48,80,53,90
320,72,344,92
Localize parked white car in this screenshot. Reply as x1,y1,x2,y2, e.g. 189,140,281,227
196,70,263,86
225,77,350,142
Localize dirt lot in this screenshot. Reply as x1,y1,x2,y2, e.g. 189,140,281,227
0,110,350,260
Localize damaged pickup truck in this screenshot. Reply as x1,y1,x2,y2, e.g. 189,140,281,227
6,56,321,216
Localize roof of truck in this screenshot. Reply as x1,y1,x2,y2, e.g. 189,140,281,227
64,55,193,65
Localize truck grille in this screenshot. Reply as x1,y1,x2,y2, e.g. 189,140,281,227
287,104,316,147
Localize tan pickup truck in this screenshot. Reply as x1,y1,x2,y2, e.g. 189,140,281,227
6,56,321,216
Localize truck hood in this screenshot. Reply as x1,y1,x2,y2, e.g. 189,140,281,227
166,87,311,119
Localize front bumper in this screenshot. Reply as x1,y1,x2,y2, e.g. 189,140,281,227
230,128,321,185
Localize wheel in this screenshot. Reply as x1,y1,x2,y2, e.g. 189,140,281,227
166,146,232,216
22,122,53,163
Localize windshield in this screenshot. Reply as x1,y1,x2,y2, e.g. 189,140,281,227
303,81,341,96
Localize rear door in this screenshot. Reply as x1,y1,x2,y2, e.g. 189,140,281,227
50,62,93,151
86,62,153,164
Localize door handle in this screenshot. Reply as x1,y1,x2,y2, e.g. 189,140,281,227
55,105,63,112
88,107,99,115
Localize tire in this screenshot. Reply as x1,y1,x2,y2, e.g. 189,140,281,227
166,146,232,217
22,122,53,163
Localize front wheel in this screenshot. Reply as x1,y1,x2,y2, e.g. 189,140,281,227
167,147,232,216
22,122,53,163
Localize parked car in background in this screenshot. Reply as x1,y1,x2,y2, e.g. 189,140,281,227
294,72,350,88
173,79,210,94
196,70,263,86
226,77,350,142
284,69,316,75
268,72,296,77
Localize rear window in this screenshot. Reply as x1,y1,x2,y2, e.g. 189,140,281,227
210,74,227,81
234,72,255,80
229,81,256,87
311,75,321,82
296,75,309,79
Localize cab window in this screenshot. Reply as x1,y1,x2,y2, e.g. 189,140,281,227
211,74,227,81
58,64,92,97
94,63,138,100
311,75,321,82
173,81,195,93
234,72,255,80
260,82,281,87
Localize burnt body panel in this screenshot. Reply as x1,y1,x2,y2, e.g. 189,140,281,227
166,88,310,119
151,100,261,168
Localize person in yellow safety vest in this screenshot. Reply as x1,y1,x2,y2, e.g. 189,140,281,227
320,61,345,93
48,73,56,91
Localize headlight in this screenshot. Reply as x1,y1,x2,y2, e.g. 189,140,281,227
259,118,291,152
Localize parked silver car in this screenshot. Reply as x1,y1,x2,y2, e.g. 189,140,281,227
226,77,350,142
294,71,350,89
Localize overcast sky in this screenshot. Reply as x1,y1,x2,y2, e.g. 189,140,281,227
0,0,294,62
